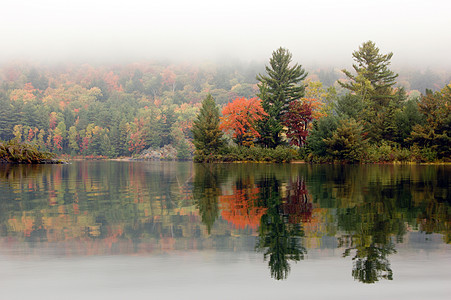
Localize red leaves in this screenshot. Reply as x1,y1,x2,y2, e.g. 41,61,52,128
53,134,63,151
283,101,313,147
220,97,267,146
283,98,326,147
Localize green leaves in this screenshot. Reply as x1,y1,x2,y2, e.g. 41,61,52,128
256,47,307,148
192,94,225,161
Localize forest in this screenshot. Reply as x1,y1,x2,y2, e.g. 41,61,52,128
0,41,450,162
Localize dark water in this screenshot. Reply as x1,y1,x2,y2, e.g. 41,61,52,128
0,161,449,299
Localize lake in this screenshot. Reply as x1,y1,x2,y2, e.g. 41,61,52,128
0,161,449,299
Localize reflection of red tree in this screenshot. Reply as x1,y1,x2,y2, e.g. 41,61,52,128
282,178,313,224
219,185,267,230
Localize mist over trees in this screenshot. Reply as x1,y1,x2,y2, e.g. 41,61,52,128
0,41,450,162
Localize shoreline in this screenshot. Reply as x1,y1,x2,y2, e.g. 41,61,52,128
60,157,451,165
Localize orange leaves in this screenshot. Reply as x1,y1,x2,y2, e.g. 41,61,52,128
301,98,326,120
220,97,267,146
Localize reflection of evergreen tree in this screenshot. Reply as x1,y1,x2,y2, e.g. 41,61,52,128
337,183,406,284
256,175,306,280
192,164,222,234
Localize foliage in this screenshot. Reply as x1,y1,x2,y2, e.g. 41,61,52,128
256,47,307,148
0,56,449,162
220,97,267,147
338,41,402,143
282,100,313,147
324,119,368,163
192,94,225,162
0,140,57,163
307,115,340,157
222,145,297,163
409,85,451,159
339,40,398,105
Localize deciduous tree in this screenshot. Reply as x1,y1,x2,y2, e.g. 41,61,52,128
220,97,267,147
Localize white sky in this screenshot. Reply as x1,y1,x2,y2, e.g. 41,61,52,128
1,0,450,68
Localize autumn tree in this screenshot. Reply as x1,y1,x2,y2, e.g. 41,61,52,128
220,97,267,147
256,47,307,148
282,101,313,147
192,94,225,161
282,97,326,148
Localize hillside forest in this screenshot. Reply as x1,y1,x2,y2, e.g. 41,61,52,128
1,41,450,162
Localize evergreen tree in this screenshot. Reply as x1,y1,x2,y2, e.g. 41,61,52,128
0,93,17,140
339,41,402,142
256,47,307,148
409,85,451,158
192,94,225,161
339,41,398,107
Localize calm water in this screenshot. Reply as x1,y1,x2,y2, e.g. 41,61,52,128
0,161,449,299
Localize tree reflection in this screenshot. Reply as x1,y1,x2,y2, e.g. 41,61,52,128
219,177,267,230
192,164,223,233
337,182,406,283
255,175,309,280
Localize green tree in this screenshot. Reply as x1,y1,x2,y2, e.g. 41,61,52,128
339,41,397,106
256,47,307,148
68,126,79,154
339,41,401,142
307,115,339,157
0,93,18,140
409,85,451,158
393,97,424,146
324,119,368,162
191,94,225,161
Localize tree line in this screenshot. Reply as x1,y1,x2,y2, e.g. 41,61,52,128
193,41,451,162
0,41,450,162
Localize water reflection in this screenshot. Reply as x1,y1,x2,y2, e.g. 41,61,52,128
255,175,306,280
0,162,449,283
193,163,450,282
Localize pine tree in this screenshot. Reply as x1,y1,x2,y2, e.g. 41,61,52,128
339,41,398,107
192,94,225,161
339,41,402,142
256,47,307,148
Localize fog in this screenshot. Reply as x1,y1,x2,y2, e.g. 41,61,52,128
1,0,450,68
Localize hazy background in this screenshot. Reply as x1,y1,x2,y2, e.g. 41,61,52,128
1,0,450,68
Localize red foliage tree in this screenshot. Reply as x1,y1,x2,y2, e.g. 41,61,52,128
220,97,267,147
53,134,63,151
282,100,314,147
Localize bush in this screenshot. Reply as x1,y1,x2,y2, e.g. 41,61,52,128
324,119,368,163
193,145,297,163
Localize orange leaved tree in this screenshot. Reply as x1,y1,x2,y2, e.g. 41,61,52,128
220,97,267,147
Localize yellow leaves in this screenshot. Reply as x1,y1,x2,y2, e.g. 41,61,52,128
9,88,36,102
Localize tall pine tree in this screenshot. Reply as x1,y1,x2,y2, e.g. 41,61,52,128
339,41,402,142
256,47,307,148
